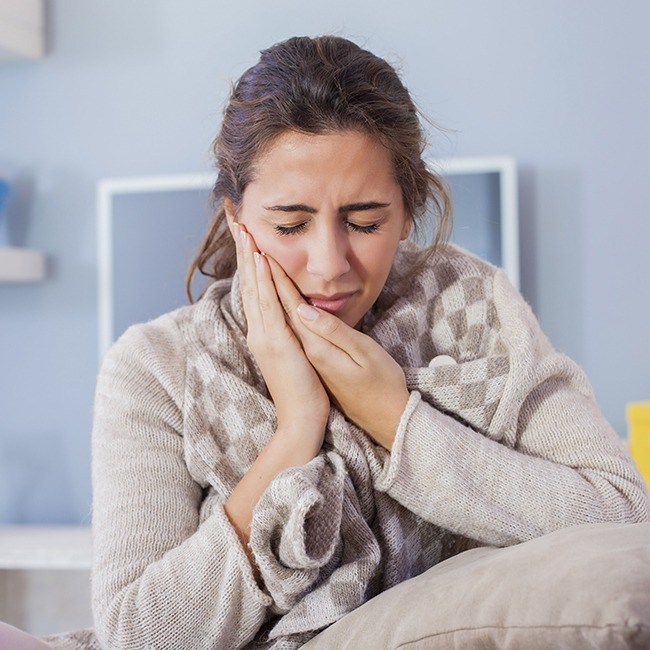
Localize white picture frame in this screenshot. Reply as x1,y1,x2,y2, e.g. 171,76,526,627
97,156,519,359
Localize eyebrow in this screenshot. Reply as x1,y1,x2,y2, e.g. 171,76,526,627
262,201,391,214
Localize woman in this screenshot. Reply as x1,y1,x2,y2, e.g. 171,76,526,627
5,34,647,650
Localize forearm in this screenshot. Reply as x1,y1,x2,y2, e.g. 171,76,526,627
94,508,270,650
372,266,648,544
92,411,272,649
224,423,325,580
92,328,272,649
375,391,648,547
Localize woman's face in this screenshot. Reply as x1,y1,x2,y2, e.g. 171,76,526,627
225,130,411,329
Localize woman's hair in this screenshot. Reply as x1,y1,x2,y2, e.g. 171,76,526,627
186,35,452,303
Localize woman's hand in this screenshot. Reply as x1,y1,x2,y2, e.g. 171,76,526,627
233,224,330,446
265,254,410,450
225,225,331,565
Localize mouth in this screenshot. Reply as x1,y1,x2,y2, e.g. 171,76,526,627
302,291,357,314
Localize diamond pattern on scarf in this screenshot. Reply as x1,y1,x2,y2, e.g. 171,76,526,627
181,241,511,647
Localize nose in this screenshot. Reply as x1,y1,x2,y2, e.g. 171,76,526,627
305,225,351,282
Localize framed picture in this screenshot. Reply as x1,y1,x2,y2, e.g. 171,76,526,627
97,156,518,358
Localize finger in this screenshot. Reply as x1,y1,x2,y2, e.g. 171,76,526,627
262,255,359,367
255,251,292,333
264,253,362,363
233,223,262,326
264,254,311,340
296,302,366,365
261,254,364,370
264,254,304,315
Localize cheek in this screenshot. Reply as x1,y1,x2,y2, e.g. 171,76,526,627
247,228,305,280
354,235,401,281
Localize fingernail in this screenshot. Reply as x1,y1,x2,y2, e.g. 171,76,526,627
297,303,319,321
232,223,241,241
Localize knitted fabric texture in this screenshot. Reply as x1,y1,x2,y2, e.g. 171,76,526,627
42,242,648,650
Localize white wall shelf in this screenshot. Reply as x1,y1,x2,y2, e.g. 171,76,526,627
0,526,93,635
0,526,91,570
0,0,45,60
0,247,47,282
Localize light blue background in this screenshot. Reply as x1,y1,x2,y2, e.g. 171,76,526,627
1,1,649,523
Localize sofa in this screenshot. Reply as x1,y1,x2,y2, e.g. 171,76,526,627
42,521,650,649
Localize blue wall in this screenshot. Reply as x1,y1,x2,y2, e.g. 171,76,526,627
1,0,649,523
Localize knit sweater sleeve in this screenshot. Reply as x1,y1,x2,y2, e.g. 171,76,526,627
373,268,649,546
91,318,271,650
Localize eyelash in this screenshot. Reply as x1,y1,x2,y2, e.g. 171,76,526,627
274,221,381,236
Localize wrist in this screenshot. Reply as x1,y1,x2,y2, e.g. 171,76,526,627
224,422,325,547
368,389,410,451
274,421,325,463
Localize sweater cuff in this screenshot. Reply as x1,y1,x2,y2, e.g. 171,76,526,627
212,503,273,608
248,452,346,613
373,390,423,493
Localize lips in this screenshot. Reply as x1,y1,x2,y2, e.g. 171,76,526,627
302,291,357,314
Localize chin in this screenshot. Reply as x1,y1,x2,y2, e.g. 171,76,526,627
345,310,365,330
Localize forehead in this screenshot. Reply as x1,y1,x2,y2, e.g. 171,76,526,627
248,130,398,197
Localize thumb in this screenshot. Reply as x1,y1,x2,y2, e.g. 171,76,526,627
297,302,362,359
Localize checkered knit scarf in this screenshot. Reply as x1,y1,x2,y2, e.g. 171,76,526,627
198,240,511,648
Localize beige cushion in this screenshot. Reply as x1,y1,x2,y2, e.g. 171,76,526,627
304,522,650,649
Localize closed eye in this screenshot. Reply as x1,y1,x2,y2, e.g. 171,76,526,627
274,222,308,236
273,221,381,236
347,222,380,234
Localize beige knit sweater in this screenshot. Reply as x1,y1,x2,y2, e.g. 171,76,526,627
42,241,648,650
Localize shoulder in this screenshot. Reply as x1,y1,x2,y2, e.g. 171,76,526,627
100,278,233,402
98,311,190,418
390,240,500,299
107,278,232,359
424,244,501,360
368,242,503,362
108,310,187,368
430,242,500,283
403,240,502,319
408,242,501,299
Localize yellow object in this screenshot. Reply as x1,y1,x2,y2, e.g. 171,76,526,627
627,402,650,489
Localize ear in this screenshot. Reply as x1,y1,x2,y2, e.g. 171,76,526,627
400,217,412,241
